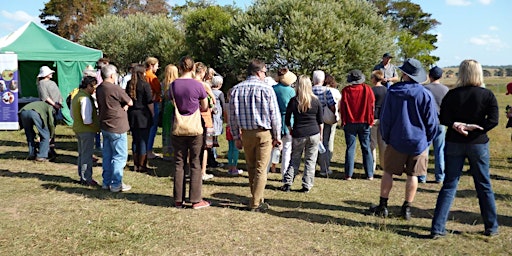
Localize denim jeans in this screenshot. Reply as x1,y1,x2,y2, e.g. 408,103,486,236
318,124,336,173
101,130,128,188
20,110,50,158
76,132,95,182
419,124,446,182
147,102,159,152
343,123,373,178
431,142,498,235
283,133,320,189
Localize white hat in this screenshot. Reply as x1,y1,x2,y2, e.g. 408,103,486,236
264,76,278,86
37,66,55,78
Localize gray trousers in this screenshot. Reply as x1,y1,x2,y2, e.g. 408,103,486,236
76,132,95,182
318,124,336,172
283,133,321,189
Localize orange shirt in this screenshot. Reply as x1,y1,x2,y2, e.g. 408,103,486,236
145,69,161,102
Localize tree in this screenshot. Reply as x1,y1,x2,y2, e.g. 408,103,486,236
79,13,185,71
483,69,491,77
182,5,240,76
370,0,440,66
220,0,395,83
109,0,170,16
505,68,512,77
39,0,109,41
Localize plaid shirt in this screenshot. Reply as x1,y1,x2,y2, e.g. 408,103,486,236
229,76,281,140
312,85,336,107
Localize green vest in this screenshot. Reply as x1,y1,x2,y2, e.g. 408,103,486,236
71,89,99,133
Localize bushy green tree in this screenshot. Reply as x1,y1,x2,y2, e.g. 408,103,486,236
79,13,185,71
220,0,395,82
370,0,440,66
182,5,240,75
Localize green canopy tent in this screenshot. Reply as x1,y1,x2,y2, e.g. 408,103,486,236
0,21,102,125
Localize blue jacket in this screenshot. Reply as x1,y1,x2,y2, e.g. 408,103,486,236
379,82,438,155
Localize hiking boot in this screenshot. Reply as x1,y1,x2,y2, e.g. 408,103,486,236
249,202,269,213
280,184,291,192
298,187,310,193
369,204,388,218
401,204,412,220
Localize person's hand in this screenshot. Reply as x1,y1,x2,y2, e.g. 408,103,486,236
272,139,282,150
123,105,129,111
235,138,243,149
54,102,62,110
453,122,483,136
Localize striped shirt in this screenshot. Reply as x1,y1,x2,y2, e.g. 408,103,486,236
229,76,281,140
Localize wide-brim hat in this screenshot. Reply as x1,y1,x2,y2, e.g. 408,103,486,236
264,77,278,86
398,58,427,84
37,66,55,78
279,71,297,86
347,69,365,85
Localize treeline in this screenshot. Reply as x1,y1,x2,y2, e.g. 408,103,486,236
41,0,442,85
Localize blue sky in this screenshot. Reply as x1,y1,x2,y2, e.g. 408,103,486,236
0,0,509,67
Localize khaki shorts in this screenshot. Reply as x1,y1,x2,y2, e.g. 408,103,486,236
383,145,428,176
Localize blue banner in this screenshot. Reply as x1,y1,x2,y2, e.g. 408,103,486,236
0,54,19,130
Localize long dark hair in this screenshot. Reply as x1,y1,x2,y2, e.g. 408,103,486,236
128,65,146,100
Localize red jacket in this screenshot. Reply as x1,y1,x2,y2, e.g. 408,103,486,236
339,83,375,126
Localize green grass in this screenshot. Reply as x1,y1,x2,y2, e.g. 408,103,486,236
1,79,512,255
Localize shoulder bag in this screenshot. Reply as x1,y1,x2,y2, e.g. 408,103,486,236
170,84,204,136
322,88,337,125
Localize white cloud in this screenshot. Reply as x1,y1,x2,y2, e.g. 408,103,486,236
446,0,471,6
0,10,39,23
489,26,499,31
469,34,508,50
478,0,492,5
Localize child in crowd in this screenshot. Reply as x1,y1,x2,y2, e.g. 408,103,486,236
225,88,243,175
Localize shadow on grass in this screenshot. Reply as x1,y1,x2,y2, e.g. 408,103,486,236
0,169,78,184
41,183,173,207
211,192,430,238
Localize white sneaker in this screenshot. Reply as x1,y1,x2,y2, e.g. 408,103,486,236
110,183,132,192
202,174,214,181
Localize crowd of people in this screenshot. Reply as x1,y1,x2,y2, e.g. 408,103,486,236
17,53,500,237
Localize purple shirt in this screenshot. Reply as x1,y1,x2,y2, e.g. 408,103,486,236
170,78,207,115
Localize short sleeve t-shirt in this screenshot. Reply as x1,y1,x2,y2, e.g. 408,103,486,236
170,78,207,116
96,81,132,133
38,79,63,104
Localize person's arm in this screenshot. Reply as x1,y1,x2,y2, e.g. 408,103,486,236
80,97,94,125
284,98,293,135
199,97,208,112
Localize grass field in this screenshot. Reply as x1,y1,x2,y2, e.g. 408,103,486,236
1,77,512,255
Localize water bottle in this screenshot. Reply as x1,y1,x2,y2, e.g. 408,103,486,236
271,147,281,164
318,143,326,154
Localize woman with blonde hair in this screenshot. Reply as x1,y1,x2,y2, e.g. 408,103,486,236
280,75,323,193
431,59,499,238
161,64,179,160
